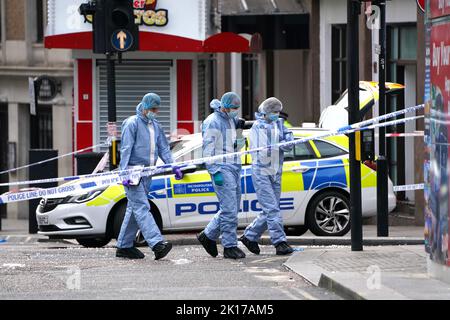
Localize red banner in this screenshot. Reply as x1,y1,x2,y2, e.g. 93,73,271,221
428,20,450,265
430,0,450,19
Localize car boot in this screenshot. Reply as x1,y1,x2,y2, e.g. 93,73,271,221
116,247,145,259
197,231,218,257
275,242,294,255
152,241,173,260
239,235,260,255
224,247,246,259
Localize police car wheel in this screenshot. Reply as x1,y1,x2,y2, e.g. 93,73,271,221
307,191,350,237
76,237,111,248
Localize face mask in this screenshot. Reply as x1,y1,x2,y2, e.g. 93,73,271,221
146,111,157,121
228,110,239,118
267,113,279,122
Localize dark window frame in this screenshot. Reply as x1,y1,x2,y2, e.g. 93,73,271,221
30,105,53,149
331,24,347,104
386,23,416,199
0,2,2,43
36,0,44,43
242,53,259,121
283,140,316,162
313,140,347,159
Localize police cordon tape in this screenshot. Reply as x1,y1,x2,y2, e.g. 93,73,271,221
0,104,425,205
0,105,425,190
393,183,425,192
386,132,424,138
378,131,424,138
0,140,111,176
0,105,424,189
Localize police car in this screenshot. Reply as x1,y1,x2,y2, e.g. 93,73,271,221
36,128,397,247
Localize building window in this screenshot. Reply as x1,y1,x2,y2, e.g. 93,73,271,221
36,0,44,43
331,25,347,104
30,105,53,149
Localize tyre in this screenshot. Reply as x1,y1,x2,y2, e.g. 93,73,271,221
112,200,163,247
285,225,309,236
76,237,111,248
306,190,350,237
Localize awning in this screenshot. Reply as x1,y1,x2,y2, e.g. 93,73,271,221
219,0,308,16
45,31,262,53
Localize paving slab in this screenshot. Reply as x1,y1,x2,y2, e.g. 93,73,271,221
284,245,450,300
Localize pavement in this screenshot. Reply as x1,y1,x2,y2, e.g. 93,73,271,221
284,245,450,300
0,218,425,246
0,238,341,300
2,218,448,300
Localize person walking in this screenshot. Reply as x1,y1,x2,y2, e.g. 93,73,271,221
116,93,183,260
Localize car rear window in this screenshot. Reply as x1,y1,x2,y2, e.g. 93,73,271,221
314,140,347,158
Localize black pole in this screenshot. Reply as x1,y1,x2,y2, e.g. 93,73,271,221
347,0,363,251
107,53,118,170
376,0,389,236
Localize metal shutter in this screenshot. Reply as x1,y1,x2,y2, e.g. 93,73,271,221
97,60,173,153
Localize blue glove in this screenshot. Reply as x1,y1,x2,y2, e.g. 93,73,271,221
172,167,184,180
122,179,132,187
212,172,224,186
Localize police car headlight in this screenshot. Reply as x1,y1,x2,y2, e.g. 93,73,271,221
64,189,105,204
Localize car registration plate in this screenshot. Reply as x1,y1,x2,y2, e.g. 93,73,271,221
37,216,49,225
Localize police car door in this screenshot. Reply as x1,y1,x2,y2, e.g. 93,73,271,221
167,144,247,230
245,137,317,224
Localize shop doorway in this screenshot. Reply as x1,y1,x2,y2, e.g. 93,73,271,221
386,24,417,202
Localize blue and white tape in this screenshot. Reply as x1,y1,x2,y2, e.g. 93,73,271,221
0,140,111,176
393,183,424,192
0,104,425,204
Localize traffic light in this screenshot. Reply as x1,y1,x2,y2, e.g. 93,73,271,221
79,0,139,54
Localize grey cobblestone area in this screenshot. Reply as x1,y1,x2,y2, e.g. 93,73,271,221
313,250,427,273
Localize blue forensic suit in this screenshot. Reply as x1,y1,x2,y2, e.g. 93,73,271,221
244,116,294,245
116,104,173,249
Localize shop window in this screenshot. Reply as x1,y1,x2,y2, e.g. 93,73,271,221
30,105,53,149
331,24,347,104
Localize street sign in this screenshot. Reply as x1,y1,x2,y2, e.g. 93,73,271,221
111,29,134,52
35,76,59,101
